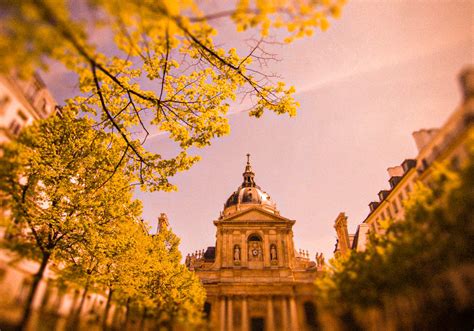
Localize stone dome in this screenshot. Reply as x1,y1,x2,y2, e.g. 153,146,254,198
222,154,277,217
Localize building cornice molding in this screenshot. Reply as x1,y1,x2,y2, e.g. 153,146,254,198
214,206,295,226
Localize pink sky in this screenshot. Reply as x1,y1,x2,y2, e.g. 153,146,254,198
44,1,474,259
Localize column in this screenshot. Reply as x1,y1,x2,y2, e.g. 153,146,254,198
226,232,232,266
241,233,247,265
241,296,249,331
277,233,284,267
281,297,289,331
287,231,295,268
220,296,226,331
227,297,233,331
289,296,299,331
263,232,270,267
222,231,228,267
267,297,275,331
216,230,222,268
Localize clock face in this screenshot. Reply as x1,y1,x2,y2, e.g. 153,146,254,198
252,249,259,256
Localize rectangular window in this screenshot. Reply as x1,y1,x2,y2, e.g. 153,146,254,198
17,109,28,121
371,222,376,232
386,207,393,219
39,99,50,117
26,80,42,101
0,95,10,115
398,192,404,205
405,183,411,195
8,120,21,135
380,211,385,220
392,200,398,214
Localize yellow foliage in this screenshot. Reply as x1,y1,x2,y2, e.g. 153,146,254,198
0,0,345,191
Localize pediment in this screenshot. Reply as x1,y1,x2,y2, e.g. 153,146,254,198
220,207,293,223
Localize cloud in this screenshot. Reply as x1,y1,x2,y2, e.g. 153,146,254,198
293,37,472,96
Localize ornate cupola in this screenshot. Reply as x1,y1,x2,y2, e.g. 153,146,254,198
222,154,278,217
242,154,256,187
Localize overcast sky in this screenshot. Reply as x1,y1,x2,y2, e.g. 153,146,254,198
43,0,474,260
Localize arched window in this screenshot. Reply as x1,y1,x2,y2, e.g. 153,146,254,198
247,234,262,242
248,234,263,261
304,301,318,330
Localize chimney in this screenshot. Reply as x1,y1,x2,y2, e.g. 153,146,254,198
387,165,403,177
158,213,169,232
412,129,439,152
460,66,474,101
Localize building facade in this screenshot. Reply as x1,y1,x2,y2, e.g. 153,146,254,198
0,73,94,327
0,73,57,146
334,66,474,255
187,156,322,331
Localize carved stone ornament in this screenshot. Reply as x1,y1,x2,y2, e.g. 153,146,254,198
234,245,241,264
248,242,263,261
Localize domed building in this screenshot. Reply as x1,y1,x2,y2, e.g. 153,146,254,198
186,155,323,331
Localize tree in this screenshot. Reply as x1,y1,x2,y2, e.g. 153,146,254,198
56,214,206,330
0,109,142,329
146,225,206,329
54,216,142,322
314,134,474,330
112,223,206,330
0,0,345,191
93,218,153,329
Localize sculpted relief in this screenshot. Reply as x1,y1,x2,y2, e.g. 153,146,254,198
233,245,241,264
270,244,277,261
248,241,263,261
247,233,263,262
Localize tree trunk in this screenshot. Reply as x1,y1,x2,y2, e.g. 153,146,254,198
75,277,90,320
102,287,113,330
20,252,50,330
139,307,147,331
123,297,131,329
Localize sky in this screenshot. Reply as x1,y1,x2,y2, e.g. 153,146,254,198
43,0,474,260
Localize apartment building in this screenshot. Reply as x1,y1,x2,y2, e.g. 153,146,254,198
0,73,58,146
334,66,474,255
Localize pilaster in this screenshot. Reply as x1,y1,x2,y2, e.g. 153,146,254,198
289,296,299,330
227,296,233,330
219,296,226,331
263,230,270,267
241,296,249,331
267,296,275,331
281,296,289,331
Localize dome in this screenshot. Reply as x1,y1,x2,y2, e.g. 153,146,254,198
222,154,278,217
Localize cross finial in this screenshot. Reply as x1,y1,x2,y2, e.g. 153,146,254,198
246,153,250,164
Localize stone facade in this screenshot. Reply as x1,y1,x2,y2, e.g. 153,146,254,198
334,66,474,255
0,73,120,327
187,156,322,331
0,73,57,146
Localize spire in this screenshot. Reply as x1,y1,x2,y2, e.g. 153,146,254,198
242,153,256,187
